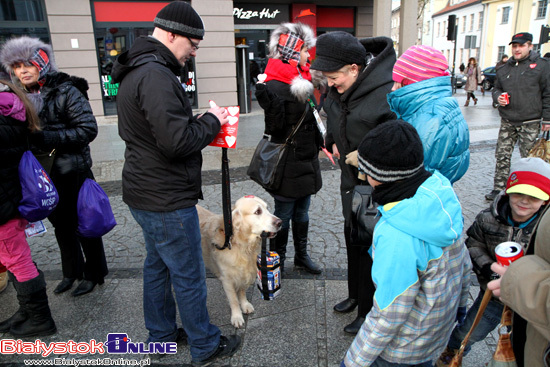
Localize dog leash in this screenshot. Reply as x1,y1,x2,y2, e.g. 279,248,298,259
216,147,233,250
259,232,270,300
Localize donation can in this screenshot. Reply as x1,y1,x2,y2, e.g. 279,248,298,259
500,92,510,105
256,251,281,300
495,241,523,266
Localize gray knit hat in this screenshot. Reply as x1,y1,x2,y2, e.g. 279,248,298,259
154,1,205,40
311,31,366,71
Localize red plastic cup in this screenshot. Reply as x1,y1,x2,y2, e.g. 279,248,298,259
495,241,523,266
501,92,510,105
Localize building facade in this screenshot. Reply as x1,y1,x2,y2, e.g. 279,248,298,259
2,0,414,123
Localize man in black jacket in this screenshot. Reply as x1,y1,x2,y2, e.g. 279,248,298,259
486,32,550,201
110,2,240,365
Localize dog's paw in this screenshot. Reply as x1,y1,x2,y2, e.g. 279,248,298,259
241,301,254,315
231,314,245,329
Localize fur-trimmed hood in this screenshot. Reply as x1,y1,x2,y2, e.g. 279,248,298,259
268,22,315,59
0,36,58,74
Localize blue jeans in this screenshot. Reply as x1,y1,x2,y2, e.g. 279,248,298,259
274,195,311,229
129,206,220,361
447,289,504,353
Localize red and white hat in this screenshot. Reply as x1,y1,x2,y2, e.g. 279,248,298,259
506,157,550,201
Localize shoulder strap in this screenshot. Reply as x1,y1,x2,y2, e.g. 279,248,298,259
285,103,310,145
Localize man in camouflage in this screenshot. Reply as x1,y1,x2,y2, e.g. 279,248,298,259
486,32,550,201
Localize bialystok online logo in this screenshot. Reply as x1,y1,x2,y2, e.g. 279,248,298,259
0,333,178,357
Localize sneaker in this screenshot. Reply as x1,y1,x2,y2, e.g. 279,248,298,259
436,347,458,367
193,335,241,366
485,189,501,201
0,271,7,293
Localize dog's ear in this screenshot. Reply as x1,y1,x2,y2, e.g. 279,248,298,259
232,208,242,232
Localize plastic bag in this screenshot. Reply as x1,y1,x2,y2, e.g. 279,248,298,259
77,178,116,237
18,151,59,222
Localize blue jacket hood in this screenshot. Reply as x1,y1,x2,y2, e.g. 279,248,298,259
378,171,463,247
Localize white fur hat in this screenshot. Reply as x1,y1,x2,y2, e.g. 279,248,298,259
268,22,315,60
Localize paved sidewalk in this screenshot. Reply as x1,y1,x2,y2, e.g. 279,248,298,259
0,90,510,366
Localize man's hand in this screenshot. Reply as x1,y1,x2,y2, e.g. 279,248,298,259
487,262,508,298
497,94,508,106
208,105,229,126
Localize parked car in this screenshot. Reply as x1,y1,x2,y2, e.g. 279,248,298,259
481,66,496,91
454,73,467,88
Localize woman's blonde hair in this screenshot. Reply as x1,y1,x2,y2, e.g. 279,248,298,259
0,79,40,132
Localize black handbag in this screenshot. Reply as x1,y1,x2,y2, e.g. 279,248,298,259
247,105,309,191
350,184,379,247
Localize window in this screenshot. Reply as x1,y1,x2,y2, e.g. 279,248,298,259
0,0,49,45
469,14,474,31
462,16,466,32
497,46,506,62
437,22,440,37
478,11,483,30
465,35,477,49
502,6,510,24
426,20,430,35
537,0,548,19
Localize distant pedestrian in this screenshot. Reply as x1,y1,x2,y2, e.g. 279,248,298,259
485,32,550,202
459,63,465,73
464,57,482,106
496,54,509,69
0,36,108,297
388,45,470,184
311,32,396,335
110,2,240,365
255,22,323,275
342,120,472,367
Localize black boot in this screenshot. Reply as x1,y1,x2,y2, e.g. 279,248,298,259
10,271,56,337
270,228,289,273
292,221,322,275
0,274,27,333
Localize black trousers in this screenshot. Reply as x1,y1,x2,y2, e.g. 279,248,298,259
344,225,375,317
48,170,108,282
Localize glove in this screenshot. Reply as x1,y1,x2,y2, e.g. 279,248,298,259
345,150,358,167
456,306,467,326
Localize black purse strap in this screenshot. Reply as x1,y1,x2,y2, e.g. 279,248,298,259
284,103,310,146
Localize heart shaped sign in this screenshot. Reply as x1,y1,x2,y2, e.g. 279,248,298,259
227,106,239,116
228,116,238,125
257,74,267,83
225,136,237,147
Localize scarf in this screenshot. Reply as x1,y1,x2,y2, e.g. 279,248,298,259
29,48,51,87
372,168,432,206
264,58,311,85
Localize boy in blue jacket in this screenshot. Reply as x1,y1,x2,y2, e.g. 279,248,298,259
342,120,472,367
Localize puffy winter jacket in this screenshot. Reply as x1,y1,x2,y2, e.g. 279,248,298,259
33,72,97,175
387,76,470,183
467,192,542,291
111,36,221,211
255,58,322,199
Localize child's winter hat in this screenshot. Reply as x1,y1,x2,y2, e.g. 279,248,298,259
357,120,424,183
154,1,204,40
392,45,450,85
506,157,550,201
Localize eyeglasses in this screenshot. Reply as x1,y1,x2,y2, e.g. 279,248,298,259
186,36,200,51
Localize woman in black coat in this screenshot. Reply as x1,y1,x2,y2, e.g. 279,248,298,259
0,79,56,337
1,36,108,297
255,22,323,274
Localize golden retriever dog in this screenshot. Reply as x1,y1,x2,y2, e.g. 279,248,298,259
197,195,282,328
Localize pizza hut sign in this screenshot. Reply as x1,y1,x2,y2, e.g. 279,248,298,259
233,4,288,24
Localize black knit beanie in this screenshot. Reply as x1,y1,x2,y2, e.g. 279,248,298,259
311,31,366,71
357,120,424,183
154,1,205,40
